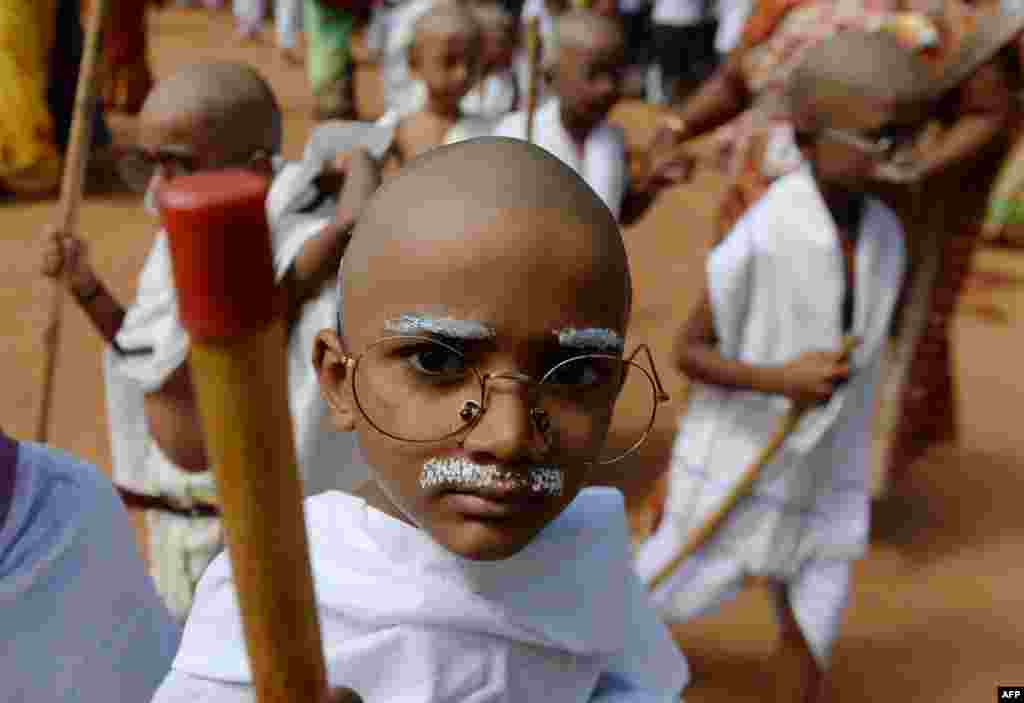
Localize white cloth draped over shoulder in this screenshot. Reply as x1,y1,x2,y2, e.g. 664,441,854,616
635,168,906,658
492,99,629,221
461,68,519,120
1,440,180,702
104,121,391,619
151,488,689,703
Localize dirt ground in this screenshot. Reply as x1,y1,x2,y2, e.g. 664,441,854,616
1,6,1022,701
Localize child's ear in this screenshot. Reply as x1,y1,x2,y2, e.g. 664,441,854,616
313,329,358,432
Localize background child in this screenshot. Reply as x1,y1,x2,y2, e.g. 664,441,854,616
378,2,493,169
41,63,373,620
460,2,520,119
634,31,932,703
150,137,689,703
494,9,688,224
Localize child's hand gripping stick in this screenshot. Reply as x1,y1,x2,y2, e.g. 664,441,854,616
160,170,335,703
649,335,860,592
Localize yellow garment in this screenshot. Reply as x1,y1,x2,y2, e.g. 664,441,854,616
0,0,61,196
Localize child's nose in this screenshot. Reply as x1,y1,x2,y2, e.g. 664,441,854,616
461,382,546,464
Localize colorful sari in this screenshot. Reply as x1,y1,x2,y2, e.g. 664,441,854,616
709,0,946,239
81,0,153,115
0,0,62,196
983,124,1024,247
878,5,1023,483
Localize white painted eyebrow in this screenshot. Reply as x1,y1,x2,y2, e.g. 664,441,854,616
384,314,497,340
556,327,624,352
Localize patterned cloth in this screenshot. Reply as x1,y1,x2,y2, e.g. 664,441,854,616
709,0,945,239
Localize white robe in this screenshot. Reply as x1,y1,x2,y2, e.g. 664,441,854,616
104,123,392,620
492,99,629,221
461,68,519,120
151,488,689,703
1,438,180,702
365,0,437,117
634,167,906,665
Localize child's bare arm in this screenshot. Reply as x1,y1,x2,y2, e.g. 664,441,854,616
674,289,850,405
281,147,382,324
41,226,126,345
42,225,209,471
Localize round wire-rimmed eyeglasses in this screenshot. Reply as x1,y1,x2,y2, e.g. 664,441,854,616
337,335,670,465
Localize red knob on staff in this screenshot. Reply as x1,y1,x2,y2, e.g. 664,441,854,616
160,170,330,703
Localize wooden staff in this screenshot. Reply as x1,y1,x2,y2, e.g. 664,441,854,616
524,17,542,144
37,0,110,443
160,170,332,703
649,335,859,592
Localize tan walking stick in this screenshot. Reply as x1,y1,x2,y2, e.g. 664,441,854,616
649,335,859,592
37,0,110,442
524,17,541,144
160,170,334,703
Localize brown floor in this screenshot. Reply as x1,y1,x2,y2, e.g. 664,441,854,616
1,6,1022,701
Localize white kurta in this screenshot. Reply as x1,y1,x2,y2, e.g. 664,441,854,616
151,487,689,703
634,167,906,665
461,68,518,120
1,438,181,702
492,99,629,221
365,0,437,116
105,123,391,620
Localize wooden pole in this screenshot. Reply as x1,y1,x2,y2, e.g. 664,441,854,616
37,0,110,443
524,17,542,144
648,335,859,592
160,170,332,703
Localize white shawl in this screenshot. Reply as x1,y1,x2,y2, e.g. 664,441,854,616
461,68,519,120
492,99,629,221
647,167,905,580
156,487,688,703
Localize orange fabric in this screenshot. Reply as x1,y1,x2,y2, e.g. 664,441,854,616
737,0,812,51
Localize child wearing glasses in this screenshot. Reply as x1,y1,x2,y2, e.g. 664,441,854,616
40,63,382,620
493,10,690,225
634,31,931,703
150,137,689,703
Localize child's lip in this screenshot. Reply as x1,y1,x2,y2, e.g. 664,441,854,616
442,486,543,520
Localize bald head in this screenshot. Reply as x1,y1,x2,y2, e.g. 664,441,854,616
339,138,630,347
472,1,514,33
787,30,932,129
548,9,625,67
141,62,282,164
413,1,482,46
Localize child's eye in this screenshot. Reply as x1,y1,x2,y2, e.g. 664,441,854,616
407,346,469,378
544,356,618,388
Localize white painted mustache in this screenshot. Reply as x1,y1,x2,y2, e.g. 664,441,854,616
419,457,564,497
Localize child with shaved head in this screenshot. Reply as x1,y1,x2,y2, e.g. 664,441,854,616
42,62,376,620
494,10,687,224
635,31,932,703
377,2,494,168
460,2,520,119
150,138,689,703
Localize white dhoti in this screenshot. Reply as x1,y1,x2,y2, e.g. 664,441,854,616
635,167,906,667
492,99,629,221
